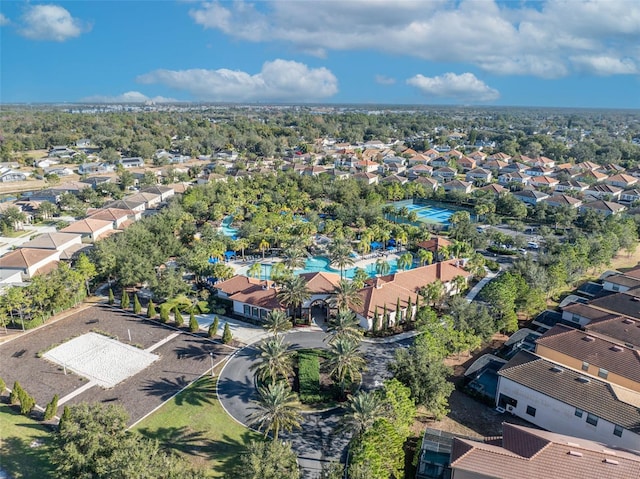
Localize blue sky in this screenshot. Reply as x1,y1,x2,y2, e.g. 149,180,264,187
1,0,639,108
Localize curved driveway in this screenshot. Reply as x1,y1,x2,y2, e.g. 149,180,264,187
217,330,411,478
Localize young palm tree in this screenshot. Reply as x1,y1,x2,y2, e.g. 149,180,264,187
333,279,363,310
340,390,384,436
327,337,367,395
452,275,468,295
282,246,306,271
277,275,311,322
259,238,270,259
375,259,391,277
397,252,413,271
250,336,294,385
418,249,433,266
421,279,446,309
234,238,250,261
247,262,262,279
327,309,363,344
328,239,354,279
269,262,291,283
263,309,293,336
250,381,302,441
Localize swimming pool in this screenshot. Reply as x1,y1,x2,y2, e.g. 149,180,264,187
219,215,239,239
239,255,406,280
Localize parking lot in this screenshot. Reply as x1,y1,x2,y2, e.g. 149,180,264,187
0,304,231,425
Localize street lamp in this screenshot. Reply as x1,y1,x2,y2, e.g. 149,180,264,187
209,352,214,378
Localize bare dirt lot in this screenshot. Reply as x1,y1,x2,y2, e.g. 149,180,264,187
0,304,232,425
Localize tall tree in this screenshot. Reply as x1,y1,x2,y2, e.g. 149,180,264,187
327,337,367,394
327,309,363,345
234,440,300,479
333,279,362,310
328,239,354,279
250,382,302,441
340,390,383,437
250,335,294,385
277,275,310,321
263,309,292,336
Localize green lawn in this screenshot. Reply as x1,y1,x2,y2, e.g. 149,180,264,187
0,402,54,478
132,376,259,477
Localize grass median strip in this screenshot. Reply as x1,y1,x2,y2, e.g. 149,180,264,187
132,375,259,477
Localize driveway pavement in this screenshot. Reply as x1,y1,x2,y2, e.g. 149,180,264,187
216,330,412,478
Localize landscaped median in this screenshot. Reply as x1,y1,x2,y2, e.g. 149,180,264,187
132,375,260,477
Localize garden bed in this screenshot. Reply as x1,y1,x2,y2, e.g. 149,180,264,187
294,349,338,407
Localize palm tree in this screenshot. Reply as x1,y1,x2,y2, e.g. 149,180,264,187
418,249,433,266
328,239,354,279
2,206,27,231
259,238,270,259
333,279,363,310
452,275,468,295
277,275,311,322
421,279,445,309
395,229,408,250
235,238,250,260
250,381,302,441
327,337,367,395
282,246,306,271
327,309,363,345
250,336,294,385
341,390,384,436
397,252,413,271
247,262,262,279
375,259,391,277
263,309,292,336
269,262,291,283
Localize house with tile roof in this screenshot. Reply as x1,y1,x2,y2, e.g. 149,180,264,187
447,422,640,479
512,189,549,205
352,172,379,185
621,188,640,204
487,152,511,162
535,324,640,393
413,176,439,191
407,164,434,178
432,167,457,181
465,168,492,184
353,261,471,330
576,169,608,183
497,350,640,450
60,218,114,242
498,172,531,187
560,302,618,327
86,208,140,229
556,180,589,193
477,183,507,196
456,156,476,172
442,179,472,195
529,175,559,189
0,248,61,280
579,200,626,216
584,183,623,200
19,232,82,252
544,193,582,209
605,174,638,189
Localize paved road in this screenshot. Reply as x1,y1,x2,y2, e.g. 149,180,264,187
216,330,412,478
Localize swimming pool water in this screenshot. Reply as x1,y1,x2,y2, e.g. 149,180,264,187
241,256,405,280
219,215,239,239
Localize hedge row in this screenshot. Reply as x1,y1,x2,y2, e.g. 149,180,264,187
298,351,321,404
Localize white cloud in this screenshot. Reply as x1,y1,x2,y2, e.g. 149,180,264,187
19,4,89,41
188,0,640,78
137,59,338,102
81,91,177,103
407,73,500,102
570,55,638,75
375,75,396,85
0,13,9,26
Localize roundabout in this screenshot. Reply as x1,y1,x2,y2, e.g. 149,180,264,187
216,329,413,478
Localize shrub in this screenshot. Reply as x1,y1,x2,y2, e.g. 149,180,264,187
0,376,5,395
222,322,232,344
174,307,184,328
108,288,115,305
121,291,130,310
20,392,36,416
44,394,59,420
9,381,22,405
208,316,219,338
298,350,321,403
147,300,157,319
159,304,169,323
59,405,71,430
189,312,199,333
133,294,142,314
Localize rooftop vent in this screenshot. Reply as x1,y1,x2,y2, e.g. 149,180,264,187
610,345,624,352
623,319,634,324
568,451,583,457
567,442,581,447
551,366,564,373
583,336,595,342
632,297,640,302
604,459,619,465
577,376,591,384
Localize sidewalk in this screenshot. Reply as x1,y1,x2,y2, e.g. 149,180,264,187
362,329,421,344
465,268,498,302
